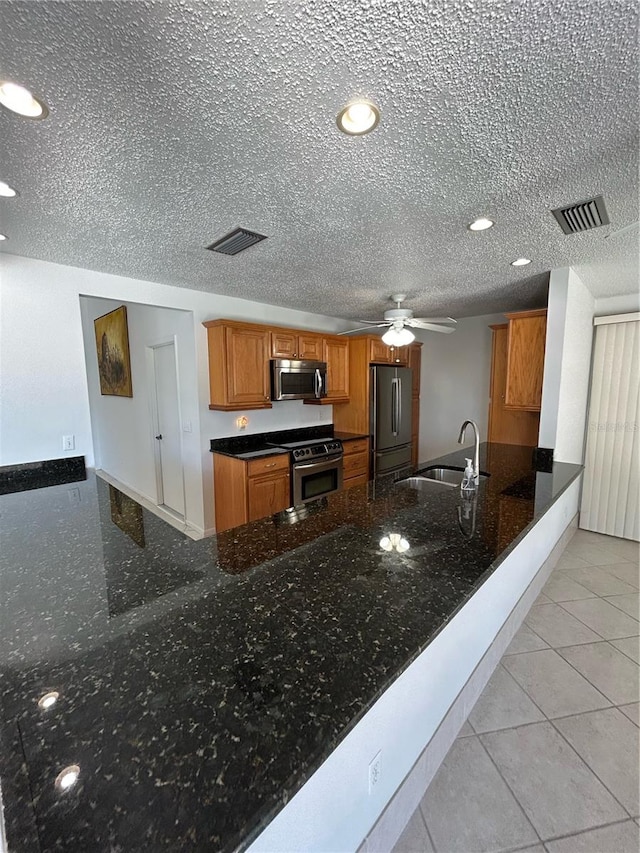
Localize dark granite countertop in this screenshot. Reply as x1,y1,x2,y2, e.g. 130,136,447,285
210,426,368,459
0,443,581,852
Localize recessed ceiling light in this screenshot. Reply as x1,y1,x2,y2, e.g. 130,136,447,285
0,234,7,241
55,765,80,791
38,691,59,710
511,257,532,266
0,181,17,198
337,99,380,135
468,217,494,231
0,81,48,119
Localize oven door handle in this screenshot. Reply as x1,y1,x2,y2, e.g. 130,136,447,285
293,455,343,470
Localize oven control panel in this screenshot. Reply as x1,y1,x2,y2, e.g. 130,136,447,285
292,441,343,460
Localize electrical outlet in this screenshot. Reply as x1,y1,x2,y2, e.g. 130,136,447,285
62,435,75,451
368,751,382,794
182,420,192,433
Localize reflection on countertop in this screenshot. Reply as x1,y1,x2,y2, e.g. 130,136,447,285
0,443,581,853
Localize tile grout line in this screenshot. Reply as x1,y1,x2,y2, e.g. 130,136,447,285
474,734,545,848
537,817,639,849
547,711,636,822
414,801,438,853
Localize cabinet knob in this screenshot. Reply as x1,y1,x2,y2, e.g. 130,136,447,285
265,463,276,468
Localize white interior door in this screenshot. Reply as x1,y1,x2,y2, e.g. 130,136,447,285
152,341,185,518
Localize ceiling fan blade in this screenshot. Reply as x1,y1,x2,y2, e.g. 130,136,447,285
408,317,457,329
338,323,389,335
412,322,456,334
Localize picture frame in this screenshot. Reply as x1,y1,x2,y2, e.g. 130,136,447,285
94,305,133,397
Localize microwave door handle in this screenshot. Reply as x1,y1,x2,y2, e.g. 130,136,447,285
314,368,321,398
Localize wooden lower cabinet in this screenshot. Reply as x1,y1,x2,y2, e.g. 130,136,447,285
343,437,369,488
248,472,291,521
213,452,290,532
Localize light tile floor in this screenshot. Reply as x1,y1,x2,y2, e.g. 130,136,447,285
391,529,640,853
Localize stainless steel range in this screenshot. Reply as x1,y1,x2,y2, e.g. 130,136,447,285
268,438,344,505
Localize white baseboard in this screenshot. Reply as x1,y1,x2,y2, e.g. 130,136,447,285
94,469,196,537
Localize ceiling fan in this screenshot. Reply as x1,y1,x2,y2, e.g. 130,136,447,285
339,294,457,345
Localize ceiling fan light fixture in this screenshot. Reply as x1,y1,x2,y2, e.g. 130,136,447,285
337,99,380,135
382,326,415,346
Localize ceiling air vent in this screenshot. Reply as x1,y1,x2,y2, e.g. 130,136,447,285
206,227,267,256
551,195,609,235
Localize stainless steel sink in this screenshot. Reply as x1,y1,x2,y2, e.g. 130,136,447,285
397,466,489,492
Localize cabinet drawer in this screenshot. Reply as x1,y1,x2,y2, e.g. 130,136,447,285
247,454,289,477
344,473,369,490
343,438,369,456
344,450,368,477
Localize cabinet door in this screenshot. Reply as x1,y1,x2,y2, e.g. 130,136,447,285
271,330,297,359
248,471,291,521
505,311,547,410
409,343,422,397
226,326,271,406
369,338,391,363
298,333,323,361
389,346,409,366
323,337,349,401
411,397,420,467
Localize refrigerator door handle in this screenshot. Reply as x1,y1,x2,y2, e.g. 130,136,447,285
397,377,402,433
391,378,400,436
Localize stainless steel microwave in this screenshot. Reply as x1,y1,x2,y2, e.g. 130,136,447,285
270,359,327,401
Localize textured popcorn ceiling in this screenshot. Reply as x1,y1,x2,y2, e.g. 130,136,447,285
0,0,637,321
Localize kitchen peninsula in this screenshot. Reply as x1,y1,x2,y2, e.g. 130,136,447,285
0,444,581,852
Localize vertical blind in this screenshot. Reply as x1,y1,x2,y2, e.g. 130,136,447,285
580,317,639,540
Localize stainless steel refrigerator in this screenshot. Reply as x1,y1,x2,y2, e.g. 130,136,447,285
370,365,413,478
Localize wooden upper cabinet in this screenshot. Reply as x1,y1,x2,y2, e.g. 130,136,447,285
408,342,422,397
504,309,547,411
369,337,391,363
270,329,323,360
323,336,349,402
204,320,271,410
367,336,409,365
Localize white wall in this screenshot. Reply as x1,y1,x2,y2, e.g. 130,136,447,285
539,267,595,464
80,296,203,530
594,292,640,316
417,313,505,461
0,255,347,531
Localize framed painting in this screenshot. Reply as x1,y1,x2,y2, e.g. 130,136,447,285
94,305,133,397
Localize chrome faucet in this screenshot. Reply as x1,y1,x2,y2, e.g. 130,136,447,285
457,420,480,486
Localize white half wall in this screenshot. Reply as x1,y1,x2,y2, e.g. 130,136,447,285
0,255,347,530
539,267,595,464
248,476,581,853
417,313,505,461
